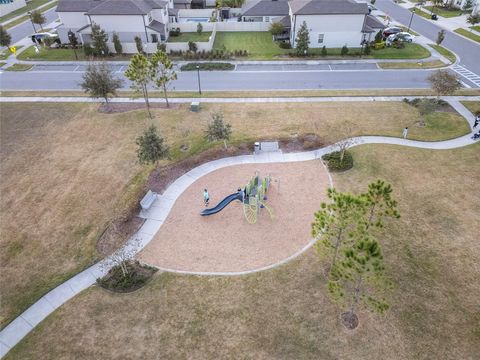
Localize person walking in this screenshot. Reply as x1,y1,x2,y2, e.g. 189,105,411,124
402,127,409,139
473,115,479,128
203,188,210,207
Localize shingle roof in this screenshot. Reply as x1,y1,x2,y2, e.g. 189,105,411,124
242,0,290,17
146,20,166,35
365,14,385,29
56,0,168,15
289,0,368,15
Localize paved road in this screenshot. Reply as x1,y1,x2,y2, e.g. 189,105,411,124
0,68,434,91
8,7,58,44
376,0,480,76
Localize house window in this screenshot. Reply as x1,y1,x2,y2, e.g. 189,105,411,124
151,34,158,43
265,16,270,22
318,34,324,44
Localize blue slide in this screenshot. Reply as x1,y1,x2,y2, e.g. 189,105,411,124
201,192,243,216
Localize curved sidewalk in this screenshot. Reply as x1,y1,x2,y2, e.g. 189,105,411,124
1,107,478,358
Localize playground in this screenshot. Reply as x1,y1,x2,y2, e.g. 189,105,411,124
138,160,330,273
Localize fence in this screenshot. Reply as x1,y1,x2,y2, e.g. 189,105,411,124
169,21,269,32
165,23,217,52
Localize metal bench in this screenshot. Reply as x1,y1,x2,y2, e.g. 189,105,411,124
140,190,157,210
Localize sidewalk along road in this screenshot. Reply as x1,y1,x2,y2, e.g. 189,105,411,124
8,7,58,44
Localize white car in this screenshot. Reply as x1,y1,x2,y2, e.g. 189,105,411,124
31,32,60,44
386,32,414,46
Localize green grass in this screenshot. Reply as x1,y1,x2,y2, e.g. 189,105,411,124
213,32,430,60
180,62,234,71
17,46,87,61
0,62,6,67
168,32,212,43
370,43,430,59
0,51,10,60
2,1,58,30
4,64,33,71
454,28,480,43
471,26,480,32
378,60,446,69
410,7,434,19
0,0,56,24
423,6,462,18
429,44,456,63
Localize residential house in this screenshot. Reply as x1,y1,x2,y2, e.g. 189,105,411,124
241,0,385,48
453,0,480,14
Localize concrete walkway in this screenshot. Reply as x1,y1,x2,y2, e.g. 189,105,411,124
1,95,479,104
0,98,478,358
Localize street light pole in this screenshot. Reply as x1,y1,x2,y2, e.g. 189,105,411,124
27,11,36,33
196,65,202,95
407,9,415,33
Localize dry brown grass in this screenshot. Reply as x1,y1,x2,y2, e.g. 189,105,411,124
1,88,480,98
6,144,480,360
461,101,480,115
0,102,470,329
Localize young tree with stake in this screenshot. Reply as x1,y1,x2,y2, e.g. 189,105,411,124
206,111,232,149
295,21,310,56
68,30,79,60
150,50,177,108
31,10,46,31
91,23,109,56
80,62,123,109
0,26,12,47
112,32,123,55
136,125,169,165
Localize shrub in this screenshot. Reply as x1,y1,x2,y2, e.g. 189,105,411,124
278,41,291,49
157,42,166,52
364,43,371,55
97,261,157,293
322,151,354,172
188,41,198,52
169,28,181,37
270,22,284,36
83,44,94,56
180,62,234,71
321,45,327,56
341,45,349,56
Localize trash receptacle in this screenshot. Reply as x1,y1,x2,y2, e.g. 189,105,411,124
431,14,438,20
190,101,200,112
254,142,260,154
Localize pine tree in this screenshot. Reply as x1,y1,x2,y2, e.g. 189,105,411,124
91,23,109,56
125,54,154,118
206,111,232,148
150,50,177,108
360,180,400,231
295,21,310,56
134,36,143,54
112,32,123,55
329,235,391,329
136,125,169,165
197,22,203,34
312,188,365,274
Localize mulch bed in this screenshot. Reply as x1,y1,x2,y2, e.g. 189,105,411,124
97,216,145,257
97,261,157,293
341,311,359,330
279,134,324,153
98,102,180,114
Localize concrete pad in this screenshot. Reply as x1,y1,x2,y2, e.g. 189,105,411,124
1,340,11,358
20,297,55,328
140,219,163,236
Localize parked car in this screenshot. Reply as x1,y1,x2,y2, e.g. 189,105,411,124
391,32,414,43
31,32,60,44
382,27,402,38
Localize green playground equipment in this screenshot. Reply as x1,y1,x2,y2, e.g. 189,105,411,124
242,172,273,224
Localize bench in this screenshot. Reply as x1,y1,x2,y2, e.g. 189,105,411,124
140,190,157,210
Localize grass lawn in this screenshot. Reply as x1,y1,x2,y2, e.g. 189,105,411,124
6,143,480,359
0,0,56,24
0,51,10,60
454,28,480,43
4,64,33,71
410,7,433,19
378,60,445,69
0,62,6,67
213,32,430,60
17,46,87,61
0,101,470,329
423,6,462,17
461,101,480,115
168,32,212,43
471,25,480,32
429,44,456,63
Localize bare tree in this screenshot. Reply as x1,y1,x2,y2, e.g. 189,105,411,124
334,121,358,162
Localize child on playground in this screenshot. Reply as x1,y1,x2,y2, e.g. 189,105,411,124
203,189,210,207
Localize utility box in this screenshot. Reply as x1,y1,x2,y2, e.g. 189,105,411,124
191,102,200,112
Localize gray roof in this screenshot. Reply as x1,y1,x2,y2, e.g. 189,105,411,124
289,0,368,15
365,14,385,29
146,20,166,35
56,0,168,15
279,15,291,28
242,0,290,17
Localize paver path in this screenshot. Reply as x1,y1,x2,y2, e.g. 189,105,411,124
0,98,478,358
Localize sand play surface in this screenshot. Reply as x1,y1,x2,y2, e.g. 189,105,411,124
138,160,330,273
